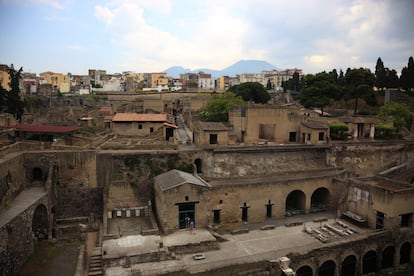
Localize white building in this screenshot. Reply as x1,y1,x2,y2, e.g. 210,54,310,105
198,73,215,89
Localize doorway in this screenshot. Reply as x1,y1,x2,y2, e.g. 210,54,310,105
178,203,195,229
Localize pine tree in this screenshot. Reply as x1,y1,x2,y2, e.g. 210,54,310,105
375,57,387,90
400,56,414,92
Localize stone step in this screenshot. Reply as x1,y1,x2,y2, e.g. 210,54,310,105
89,262,102,267
90,255,102,260
88,271,103,276
89,266,102,272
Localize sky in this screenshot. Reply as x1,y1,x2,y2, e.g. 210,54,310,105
0,0,413,76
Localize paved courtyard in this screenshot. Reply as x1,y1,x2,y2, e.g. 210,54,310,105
105,211,370,275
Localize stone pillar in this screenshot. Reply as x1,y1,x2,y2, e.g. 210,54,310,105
353,128,358,140
394,246,400,272
369,125,375,139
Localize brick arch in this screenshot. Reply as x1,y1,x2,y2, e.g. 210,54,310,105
285,189,306,216
381,245,395,269
296,265,313,276
32,203,49,240
318,259,336,276
341,254,357,276
32,167,43,181
310,187,330,212
362,250,377,274
399,241,412,264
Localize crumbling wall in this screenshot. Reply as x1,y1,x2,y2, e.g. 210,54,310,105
0,153,27,210
328,142,414,176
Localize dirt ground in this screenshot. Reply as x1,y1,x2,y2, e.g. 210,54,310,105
17,239,81,276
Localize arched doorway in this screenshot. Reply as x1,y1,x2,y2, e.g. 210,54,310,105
194,158,202,174
341,255,357,276
32,167,43,181
362,250,377,274
382,246,395,269
296,265,313,276
285,190,306,216
400,242,411,264
32,204,48,240
310,187,330,212
318,260,335,276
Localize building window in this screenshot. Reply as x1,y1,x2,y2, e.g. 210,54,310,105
138,124,142,129
213,210,220,224
209,134,218,144
150,127,154,133
319,132,325,141
289,132,297,142
401,213,412,227
376,211,384,229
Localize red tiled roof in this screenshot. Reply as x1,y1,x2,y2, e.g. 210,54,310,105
99,107,112,112
164,122,178,129
112,113,167,122
9,124,81,133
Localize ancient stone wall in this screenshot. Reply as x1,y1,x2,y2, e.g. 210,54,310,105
0,153,27,210
198,146,329,178
0,195,48,276
328,141,414,176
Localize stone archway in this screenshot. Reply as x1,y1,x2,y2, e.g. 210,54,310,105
32,167,43,181
194,158,202,174
382,245,395,269
400,242,411,264
32,204,49,240
285,190,306,216
310,187,330,212
296,265,313,276
341,255,357,276
362,250,377,274
319,260,335,276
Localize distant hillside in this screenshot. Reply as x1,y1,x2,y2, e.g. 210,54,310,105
164,60,278,78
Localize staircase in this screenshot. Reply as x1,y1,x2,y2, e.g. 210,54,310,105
88,247,103,276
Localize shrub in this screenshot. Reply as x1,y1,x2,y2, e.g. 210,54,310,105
375,125,396,139
329,123,349,140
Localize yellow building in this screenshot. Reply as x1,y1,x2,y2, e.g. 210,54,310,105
151,73,168,88
217,76,229,92
0,64,10,91
39,71,71,93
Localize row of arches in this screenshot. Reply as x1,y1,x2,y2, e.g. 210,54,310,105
285,187,330,216
296,242,412,276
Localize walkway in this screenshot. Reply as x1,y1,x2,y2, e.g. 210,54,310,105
175,114,192,144
0,187,47,228
105,212,370,275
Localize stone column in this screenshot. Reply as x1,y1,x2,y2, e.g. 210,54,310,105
369,124,375,139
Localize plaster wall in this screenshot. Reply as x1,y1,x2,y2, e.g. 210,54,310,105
0,153,26,210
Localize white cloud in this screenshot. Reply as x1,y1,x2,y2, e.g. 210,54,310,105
94,0,252,71
94,6,114,25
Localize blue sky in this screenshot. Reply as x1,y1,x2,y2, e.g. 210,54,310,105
0,0,413,75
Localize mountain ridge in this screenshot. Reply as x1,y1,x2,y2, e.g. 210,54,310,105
164,60,278,78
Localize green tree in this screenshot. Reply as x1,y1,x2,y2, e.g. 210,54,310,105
199,92,244,122
400,56,414,92
386,69,399,89
377,102,412,130
299,72,338,115
0,65,25,121
228,82,270,103
344,68,376,114
282,71,303,92
266,79,273,90
375,57,387,90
